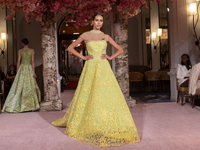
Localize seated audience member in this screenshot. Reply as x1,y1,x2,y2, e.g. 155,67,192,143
6,65,16,86
176,54,192,87
5,65,16,98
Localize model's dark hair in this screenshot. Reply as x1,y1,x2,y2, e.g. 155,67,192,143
9,65,15,69
21,38,29,45
92,14,103,20
181,54,192,70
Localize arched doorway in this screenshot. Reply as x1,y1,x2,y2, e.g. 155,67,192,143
57,20,92,91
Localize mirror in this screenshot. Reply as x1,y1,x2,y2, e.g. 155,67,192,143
158,0,170,70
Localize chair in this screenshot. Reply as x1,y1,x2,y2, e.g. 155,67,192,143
176,78,188,106
159,71,170,91
129,65,151,74
145,71,160,91
129,72,144,92
0,80,5,114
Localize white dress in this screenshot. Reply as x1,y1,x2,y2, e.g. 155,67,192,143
176,64,191,85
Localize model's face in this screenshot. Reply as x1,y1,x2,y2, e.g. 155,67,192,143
92,15,103,30
182,55,188,63
10,66,14,71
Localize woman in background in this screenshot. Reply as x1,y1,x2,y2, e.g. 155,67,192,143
176,54,192,104
2,38,41,113
4,65,16,98
5,65,16,86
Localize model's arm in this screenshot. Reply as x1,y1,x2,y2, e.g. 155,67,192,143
32,52,36,78
6,74,14,79
198,76,200,80
101,36,124,60
67,36,93,60
17,52,21,73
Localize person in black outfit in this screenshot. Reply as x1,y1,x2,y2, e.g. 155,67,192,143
4,65,16,98
0,66,5,81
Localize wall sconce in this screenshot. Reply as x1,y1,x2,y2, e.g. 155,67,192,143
1,33,6,40
190,2,200,50
152,28,162,54
190,3,197,15
0,33,6,58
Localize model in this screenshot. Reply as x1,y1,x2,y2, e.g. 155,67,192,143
2,38,41,113
52,14,140,147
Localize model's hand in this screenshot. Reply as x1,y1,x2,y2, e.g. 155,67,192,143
84,55,94,60
101,54,111,60
33,73,37,78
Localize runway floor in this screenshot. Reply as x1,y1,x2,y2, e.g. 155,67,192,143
0,90,200,150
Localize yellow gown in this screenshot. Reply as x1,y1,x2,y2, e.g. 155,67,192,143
52,30,140,147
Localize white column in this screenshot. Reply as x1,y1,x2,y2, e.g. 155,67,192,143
54,23,62,99
168,0,188,101
150,1,160,71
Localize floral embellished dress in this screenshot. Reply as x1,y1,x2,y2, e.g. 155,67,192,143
52,30,140,147
2,49,41,113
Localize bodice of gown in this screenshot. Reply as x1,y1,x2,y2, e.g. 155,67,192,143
18,49,34,65
86,41,107,59
81,30,109,59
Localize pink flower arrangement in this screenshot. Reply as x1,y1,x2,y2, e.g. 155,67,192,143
0,0,173,27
